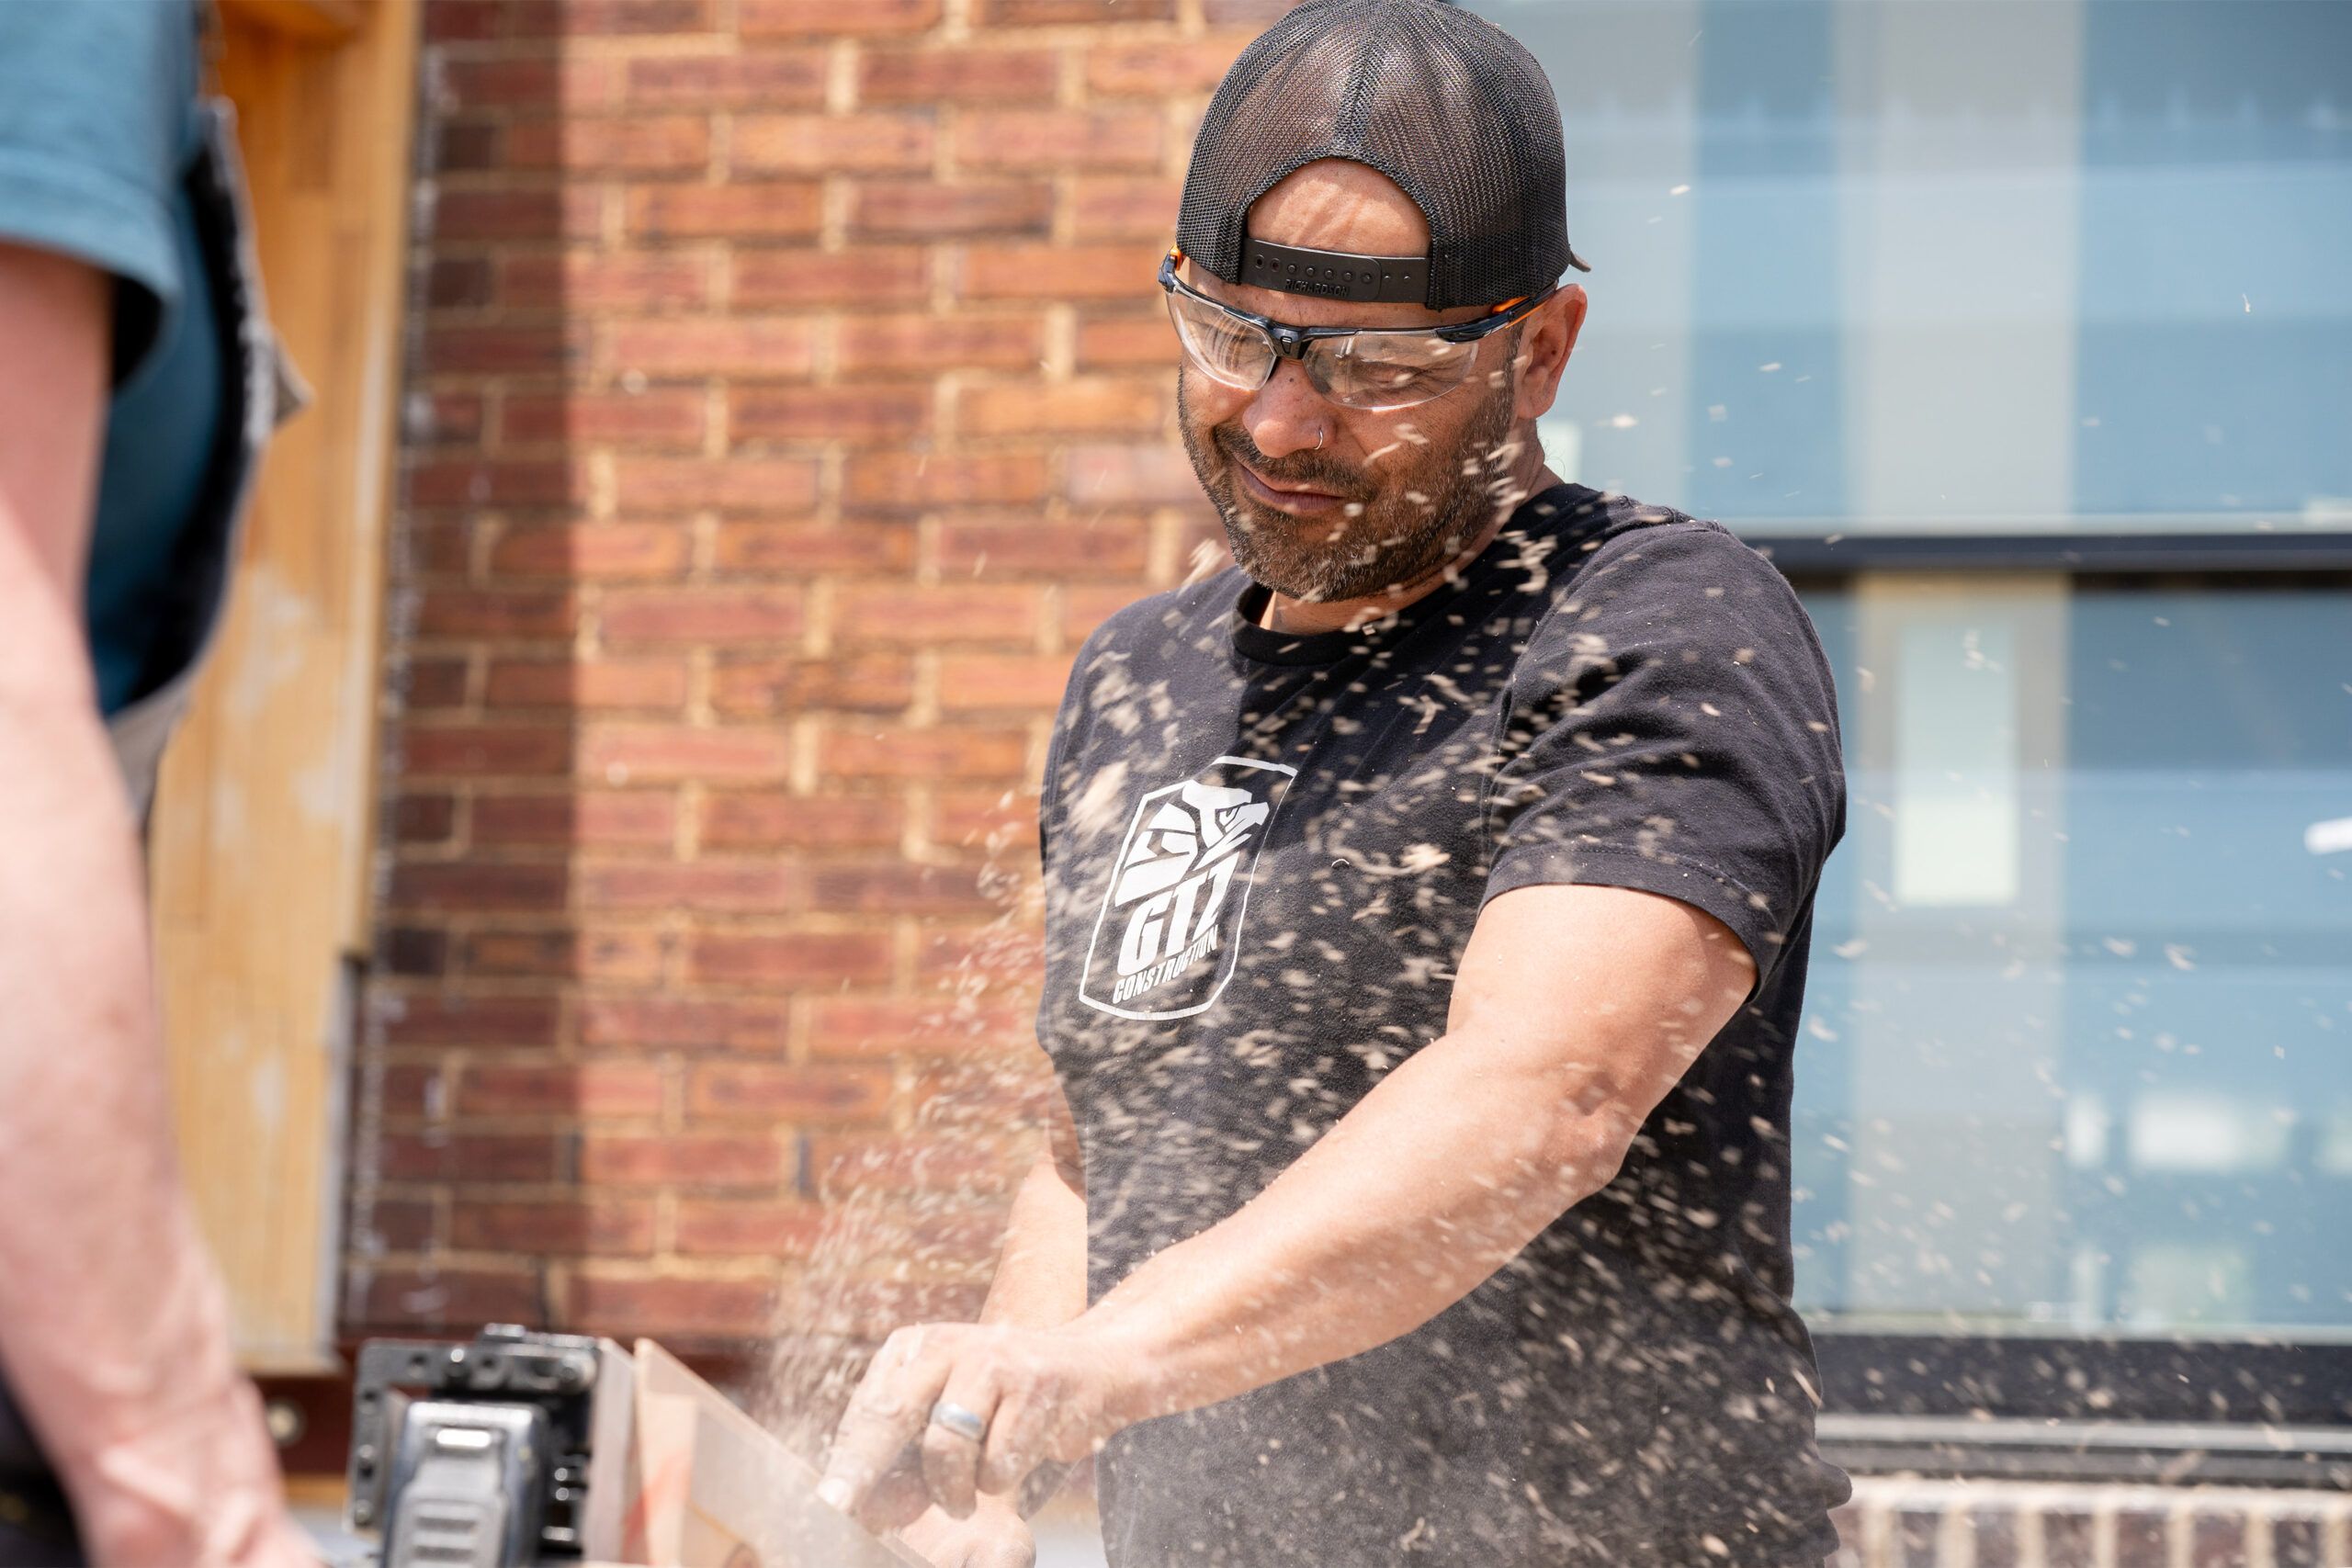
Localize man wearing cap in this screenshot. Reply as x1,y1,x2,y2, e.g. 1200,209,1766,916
822,3,1849,1564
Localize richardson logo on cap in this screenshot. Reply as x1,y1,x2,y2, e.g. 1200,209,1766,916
1078,756,1296,1021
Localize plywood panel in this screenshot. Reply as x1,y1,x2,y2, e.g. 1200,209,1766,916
149,0,419,1372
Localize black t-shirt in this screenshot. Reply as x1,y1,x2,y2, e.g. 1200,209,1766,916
1036,484,1850,1567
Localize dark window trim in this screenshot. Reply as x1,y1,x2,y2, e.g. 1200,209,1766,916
1741,530,2352,574
1813,1327,2352,1486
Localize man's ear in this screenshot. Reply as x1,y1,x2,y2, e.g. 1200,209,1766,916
1510,285,1587,424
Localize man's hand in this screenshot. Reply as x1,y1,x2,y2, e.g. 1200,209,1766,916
816,1321,1134,1533
898,1496,1035,1568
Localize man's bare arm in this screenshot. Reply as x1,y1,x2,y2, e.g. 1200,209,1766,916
0,241,302,1566
1074,881,1752,1420
820,880,1755,1525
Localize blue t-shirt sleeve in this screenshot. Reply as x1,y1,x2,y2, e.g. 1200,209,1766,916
0,0,196,380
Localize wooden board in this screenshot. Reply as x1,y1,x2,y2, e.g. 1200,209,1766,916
149,0,419,1372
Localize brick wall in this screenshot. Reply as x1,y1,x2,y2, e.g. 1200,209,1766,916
353,0,1287,1352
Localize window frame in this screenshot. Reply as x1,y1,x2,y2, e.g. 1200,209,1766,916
1774,563,2352,1478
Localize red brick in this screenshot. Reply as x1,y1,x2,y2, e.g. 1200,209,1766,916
580,994,790,1050
1065,440,1198,504
410,458,582,509
938,514,1148,580
709,655,913,716
1061,581,1139,640
484,658,689,711
712,522,915,575
489,521,693,578
453,1198,658,1256
395,794,459,843
849,179,1052,240
422,321,585,375
936,651,1075,708
624,183,821,241
1086,36,1245,96
507,0,715,35
959,378,1162,437
434,186,605,243
388,861,571,914
607,317,818,380
625,51,826,107
686,1062,892,1122
424,0,504,43
361,1059,444,1119
439,59,616,114
933,788,1042,852
505,116,709,174
687,931,895,987
834,585,1040,645
959,242,1164,301
916,923,1044,983
563,1269,774,1338
610,457,820,513
859,48,1059,105
345,1268,545,1331
975,0,1173,21
385,926,450,979
820,726,1029,780
457,1060,666,1117
735,113,934,175
377,1133,560,1183
737,0,942,37
836,313,1044,377
354,1198,438,1253
729,386,930,446
578,1132,786,1189
698,794,904,851
808,1133,1026,1198
807,862,998,916
845,452,1049,511
471,791,679,848
673,1199,829,1257
382,992,564,1048
404,657,472,709
403,724,574,776
407,519,473,577
1075,310,1177,367
1069,176,1182,240
499,252,710,312
434,121,503,175
463,928,667,983
424,258,494,311
956,108,1160,173
731,247,926,308
575,861,798,915
579,726,794,784
1200,0,1295,18
602,586,805,643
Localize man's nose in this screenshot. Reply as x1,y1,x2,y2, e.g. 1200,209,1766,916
1242,357,1335,460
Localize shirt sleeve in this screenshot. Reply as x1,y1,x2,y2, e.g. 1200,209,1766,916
0,0,196,381
1483,521,1846,988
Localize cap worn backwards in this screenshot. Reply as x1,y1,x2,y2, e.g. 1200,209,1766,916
1177,0,1589,314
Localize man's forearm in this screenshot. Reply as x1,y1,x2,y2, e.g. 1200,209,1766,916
1071,1026,1621,1426
978,1152,1089,1332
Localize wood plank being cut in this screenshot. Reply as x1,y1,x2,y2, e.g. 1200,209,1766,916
594,1340,927,1568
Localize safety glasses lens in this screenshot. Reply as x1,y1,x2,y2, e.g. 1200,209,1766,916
1165,288,1272,390
1315,333,1478,411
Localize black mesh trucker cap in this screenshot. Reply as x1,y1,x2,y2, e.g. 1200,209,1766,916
1176,0,1589,312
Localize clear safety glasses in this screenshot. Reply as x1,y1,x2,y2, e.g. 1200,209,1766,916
1159,249,1553,412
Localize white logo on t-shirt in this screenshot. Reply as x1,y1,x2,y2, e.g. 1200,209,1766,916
1078,755,1296,1021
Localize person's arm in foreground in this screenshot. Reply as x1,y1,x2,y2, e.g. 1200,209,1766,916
0,242,305,1567
891,1089,1090,1567
820,879,1754,1527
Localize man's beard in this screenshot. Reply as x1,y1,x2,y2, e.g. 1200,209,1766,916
1178,368,1523,605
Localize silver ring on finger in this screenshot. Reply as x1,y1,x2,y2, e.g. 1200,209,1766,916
929,1399,988,1443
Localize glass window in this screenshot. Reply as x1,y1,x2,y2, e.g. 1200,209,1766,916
1792,575,2352,1337
1469,0,2352,537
